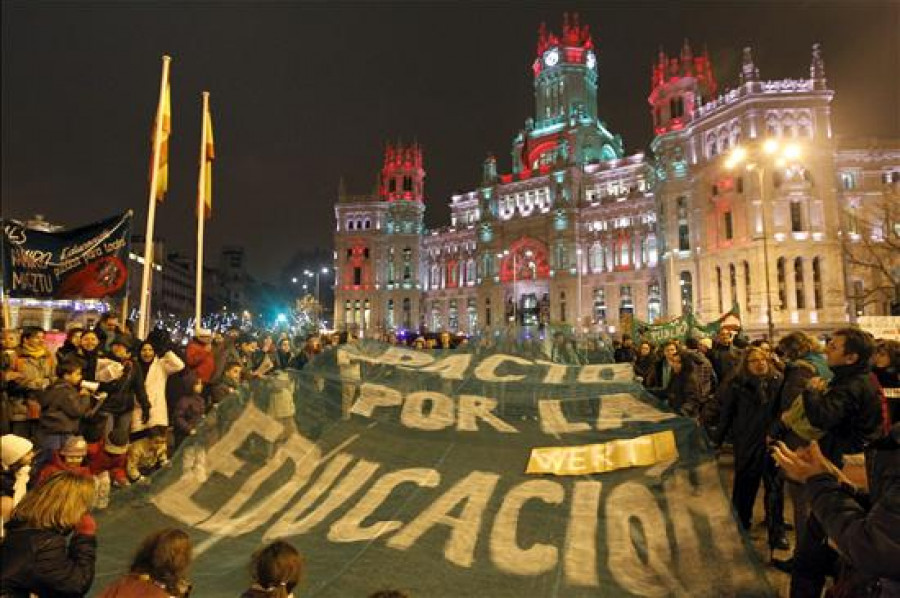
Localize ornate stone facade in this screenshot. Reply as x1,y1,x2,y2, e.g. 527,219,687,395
334,16,899,338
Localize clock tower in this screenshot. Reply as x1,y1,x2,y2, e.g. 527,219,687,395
533,13,598,124
511,13,624,173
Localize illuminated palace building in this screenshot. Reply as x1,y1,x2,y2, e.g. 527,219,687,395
334,15,899,337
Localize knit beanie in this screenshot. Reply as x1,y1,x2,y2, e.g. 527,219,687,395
1,434,34,469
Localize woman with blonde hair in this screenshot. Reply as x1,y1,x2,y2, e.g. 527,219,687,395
0,470,98,597
98,527,193,597
240,540,304,598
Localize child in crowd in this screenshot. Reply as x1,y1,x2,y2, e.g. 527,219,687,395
1,434,34,533
86,428,130,507
126,425,169,483
35,359,90,475
37,435,91,485
210,361,248,407
240,540,304,598
97,528,193,597
173,374,205,450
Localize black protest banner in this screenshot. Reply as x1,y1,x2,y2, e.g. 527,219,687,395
1,212,131,299
93,343,773,597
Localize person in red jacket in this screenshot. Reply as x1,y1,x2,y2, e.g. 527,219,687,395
37,435,92,485
185,329,216,384
86,428,130,488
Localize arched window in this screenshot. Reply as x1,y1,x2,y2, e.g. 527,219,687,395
795,257,806,309
729,263,738,307
555,243,567,270
813,257,823,309
707,133,718,158
648,282,661,322
402,298,411,328
647,234,658,266
680,271,693,313
387,299,395,329
716,266,724,313
559,291,567,323
677,197,690,251
448,300,459,332
777,258,787,308
593,288,607,322
620,285,634,314
619,234,630,267
590,243,603,273
790,201,804,232
743,261,751,312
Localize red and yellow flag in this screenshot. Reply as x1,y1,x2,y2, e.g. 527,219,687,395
200,100,215,219
151,81,172,202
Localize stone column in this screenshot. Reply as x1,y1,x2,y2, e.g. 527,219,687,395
784,255,797,312
735,261,747,314
802,257,816,313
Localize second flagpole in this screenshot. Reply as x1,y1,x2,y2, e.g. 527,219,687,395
195,91,210,332
194,92,210,332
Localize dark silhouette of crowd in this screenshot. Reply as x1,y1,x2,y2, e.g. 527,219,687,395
2,312,898,596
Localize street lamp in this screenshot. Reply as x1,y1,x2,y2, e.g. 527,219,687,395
726,140,803,340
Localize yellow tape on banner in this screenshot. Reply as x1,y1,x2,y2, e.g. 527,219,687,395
525,430,678,476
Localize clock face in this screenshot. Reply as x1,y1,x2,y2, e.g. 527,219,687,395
544,48,560,67
586,51,596,70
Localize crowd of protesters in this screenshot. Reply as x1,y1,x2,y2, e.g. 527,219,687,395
610,326,899,597
2,310,899,596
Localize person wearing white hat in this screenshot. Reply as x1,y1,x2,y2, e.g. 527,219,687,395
1,433,34,530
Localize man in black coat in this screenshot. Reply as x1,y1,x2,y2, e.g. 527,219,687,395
709,328,742,384
774,424,900,598
786,327,884,596
802,327,883,469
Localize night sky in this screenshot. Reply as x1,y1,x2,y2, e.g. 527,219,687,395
3,1,898,283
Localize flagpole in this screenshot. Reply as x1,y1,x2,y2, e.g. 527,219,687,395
195,91,210,333
0,229,10,329
138,55,171,339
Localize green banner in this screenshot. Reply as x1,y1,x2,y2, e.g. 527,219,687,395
633,304,742,344
93,342,771,597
